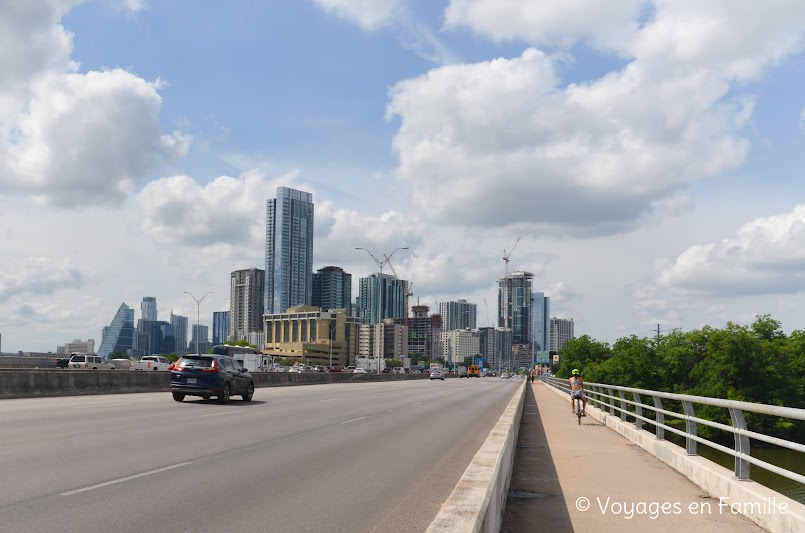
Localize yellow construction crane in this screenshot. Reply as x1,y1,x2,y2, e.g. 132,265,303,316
384,254,413,328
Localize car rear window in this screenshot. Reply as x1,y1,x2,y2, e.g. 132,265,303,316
176,357,214,368
70,355,85,362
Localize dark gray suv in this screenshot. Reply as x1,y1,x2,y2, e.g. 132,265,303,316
170,354,255,403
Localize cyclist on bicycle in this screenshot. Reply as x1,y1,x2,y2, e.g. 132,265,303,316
569,368,587,416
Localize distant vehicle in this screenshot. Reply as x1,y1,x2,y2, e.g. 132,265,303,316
110,358,134,369
211,344,260,358
55,358,70,369
345,366,356,373
170,354,254,403
459,366,468,378
429,369,445,381
131,355,171,371
353,367,368,374
314,366,328,372
68,354,115,370
501,372,510,379
468,365,480,378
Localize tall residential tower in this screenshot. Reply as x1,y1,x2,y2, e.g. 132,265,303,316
265,187,314,314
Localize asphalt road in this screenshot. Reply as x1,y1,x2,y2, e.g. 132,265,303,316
0,377,520,533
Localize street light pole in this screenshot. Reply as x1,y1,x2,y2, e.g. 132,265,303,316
185,291,213,354
354,246,409,374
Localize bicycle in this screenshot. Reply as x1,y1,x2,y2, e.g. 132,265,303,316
571,392,584,425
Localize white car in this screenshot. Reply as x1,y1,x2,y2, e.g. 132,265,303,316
501,372,510,379
68,354,115,370
429,369,445,380
353,367,368,374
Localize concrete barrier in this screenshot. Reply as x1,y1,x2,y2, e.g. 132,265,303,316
426,379,527,533
0,369,430,399
541,381,805,533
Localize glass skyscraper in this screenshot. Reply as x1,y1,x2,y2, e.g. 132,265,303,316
498,271,533,345
358,273,408,326
97,303,134,357
531,292,550,352
312,266,352,311
265,187,314,314
212,311,230,346
141,297,157,321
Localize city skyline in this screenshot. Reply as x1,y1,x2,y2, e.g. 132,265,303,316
5,2,805,352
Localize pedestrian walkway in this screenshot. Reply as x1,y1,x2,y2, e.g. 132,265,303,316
501,381,765,532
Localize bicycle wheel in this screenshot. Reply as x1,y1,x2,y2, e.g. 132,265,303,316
576,399,582,425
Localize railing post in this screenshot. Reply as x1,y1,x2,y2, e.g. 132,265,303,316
633,392,643,430
681,400,697,455
618,390,628,421
729,408,751,480
652,395,664,440
589,385,598,410
607,388,616,416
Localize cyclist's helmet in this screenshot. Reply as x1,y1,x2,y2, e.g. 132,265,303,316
572,368,580,375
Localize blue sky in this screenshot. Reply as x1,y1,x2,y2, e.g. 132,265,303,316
4,0,805,353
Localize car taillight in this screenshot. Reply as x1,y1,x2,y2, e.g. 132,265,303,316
201,360,219,373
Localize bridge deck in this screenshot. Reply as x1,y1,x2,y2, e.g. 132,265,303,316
501,381,765,532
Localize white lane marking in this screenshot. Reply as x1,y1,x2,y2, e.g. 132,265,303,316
62,462,192,496
387,410,393,412
319,399,337,402
201,410,243,417
411,402,423,406
72,403,132,409
341,416,366,424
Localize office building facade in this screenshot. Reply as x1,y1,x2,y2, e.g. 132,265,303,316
395,305,442,359
264,306,361,368
439,299,477,332
550,317,575,352
212,311,230,346
498,271,533,345
265,187,314,314
531,292,550,352
170,312,189,356
358,273,408,326
441,329,480,367
312,266,352,311
141,297,157,321
230,268,265,341
479,326,512,371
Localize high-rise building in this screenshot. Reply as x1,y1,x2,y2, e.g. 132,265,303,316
498,271,533,345
97,303,135,358
439,299,477,332
265,187,314,314
550,317,575,352
190,324,210,354
141,297,157,321
531,292,550,352
230,268,265,342
312,266,352,311
134,319,169,357
212,311,230,346
358,273,408,326
359,319,408,360
479,327,512,371
442,329,480,367
170,312,188,356
395,305,442,359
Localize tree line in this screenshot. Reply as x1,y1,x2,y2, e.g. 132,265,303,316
555,315,804,440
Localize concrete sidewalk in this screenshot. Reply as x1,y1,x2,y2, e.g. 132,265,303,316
501,381,765,532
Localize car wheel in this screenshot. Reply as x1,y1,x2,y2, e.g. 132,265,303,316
242,382,254,402
172,392,185,402
218,383,231,404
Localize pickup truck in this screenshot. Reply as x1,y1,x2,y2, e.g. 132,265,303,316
131,355,171,371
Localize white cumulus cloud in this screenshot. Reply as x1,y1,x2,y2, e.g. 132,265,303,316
658,204,805,295
313,0,402,31
0,1,190,206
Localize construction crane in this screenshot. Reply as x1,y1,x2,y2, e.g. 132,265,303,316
501,237,521,330
384,254,413,329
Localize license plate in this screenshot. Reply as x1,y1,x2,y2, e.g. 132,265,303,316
187,378,197,384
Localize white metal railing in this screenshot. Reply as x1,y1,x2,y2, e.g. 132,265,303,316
542,376,805,485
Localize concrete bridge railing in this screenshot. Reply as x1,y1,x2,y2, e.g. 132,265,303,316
542,376,805,533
